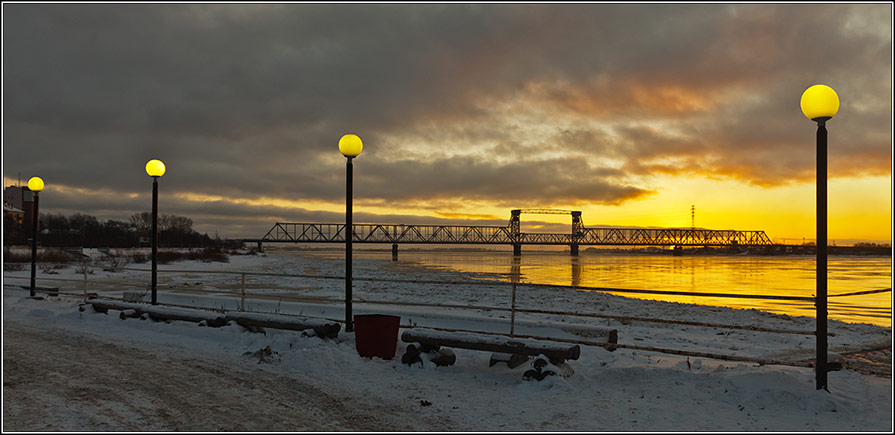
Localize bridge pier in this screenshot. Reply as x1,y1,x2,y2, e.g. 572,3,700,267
513,244,521,256
392,243,398,261
256,241,263,252
570,244,579,256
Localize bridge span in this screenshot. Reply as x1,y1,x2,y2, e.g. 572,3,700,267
244,209,773,257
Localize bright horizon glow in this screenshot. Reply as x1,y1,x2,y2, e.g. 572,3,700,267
4,173,889,244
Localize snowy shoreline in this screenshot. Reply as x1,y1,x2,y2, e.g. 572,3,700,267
3,250,892,431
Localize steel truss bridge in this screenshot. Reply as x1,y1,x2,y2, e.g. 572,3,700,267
249,209,773,255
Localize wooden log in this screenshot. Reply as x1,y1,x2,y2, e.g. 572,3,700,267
401,344,423,367
418,342,441,353
489,352,530,369
407,325,617,352
119,309,139,320
224,312,341,339
428,348,456,367
89,299,146,313
79,303,105,313
89,299,226,327
244,324,266,334
402,329,580,362
145,308,226,327
87,299,339,337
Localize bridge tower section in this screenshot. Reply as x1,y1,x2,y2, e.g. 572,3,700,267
570,211,582,256
510,209,522,256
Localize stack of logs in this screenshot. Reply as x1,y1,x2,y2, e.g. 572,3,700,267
400,329,586,380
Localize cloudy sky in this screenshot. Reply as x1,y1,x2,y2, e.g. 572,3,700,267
3,3,892,243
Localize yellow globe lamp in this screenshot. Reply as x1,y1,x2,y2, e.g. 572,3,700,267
145,159,166,177
800,84,839,122
339,134,363,157
27,176,44,192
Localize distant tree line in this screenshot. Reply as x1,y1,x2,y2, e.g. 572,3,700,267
853,242,891,248
3,211,224,248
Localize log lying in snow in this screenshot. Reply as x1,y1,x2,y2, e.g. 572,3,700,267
86,299,340,338
144,306,227,327
119,309,140,320
89,299,227,327
401,329,581,363
489,352,530,369
80,303,105,313
224,312,341,339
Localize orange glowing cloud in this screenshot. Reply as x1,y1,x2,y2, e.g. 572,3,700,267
523,78,723,118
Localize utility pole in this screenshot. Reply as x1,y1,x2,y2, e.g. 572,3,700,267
691,205,695,229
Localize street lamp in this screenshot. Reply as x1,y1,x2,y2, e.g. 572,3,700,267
339,134,363,332
27,176,44,298
145,159,166,305
801,84,839,391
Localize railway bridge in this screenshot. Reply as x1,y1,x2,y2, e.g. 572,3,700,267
244,209,773,257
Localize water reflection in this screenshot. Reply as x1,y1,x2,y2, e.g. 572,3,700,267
571,257,581,287
308,250,892,327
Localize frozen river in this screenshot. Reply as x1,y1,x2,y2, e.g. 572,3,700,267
296,249,892,327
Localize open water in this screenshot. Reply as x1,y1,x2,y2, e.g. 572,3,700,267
302,249,892,327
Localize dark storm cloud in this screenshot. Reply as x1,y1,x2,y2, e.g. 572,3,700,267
354,154,649,205
3,3,890,237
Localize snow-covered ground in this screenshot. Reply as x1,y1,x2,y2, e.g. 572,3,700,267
2,250,892,431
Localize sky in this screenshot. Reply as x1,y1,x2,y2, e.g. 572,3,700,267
2,3,892,243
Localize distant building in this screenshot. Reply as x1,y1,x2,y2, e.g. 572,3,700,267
4,185,36,234
4,201,24,225
4,185,33,209
3,200,26,245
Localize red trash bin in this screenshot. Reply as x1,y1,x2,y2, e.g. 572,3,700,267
354,314,401,359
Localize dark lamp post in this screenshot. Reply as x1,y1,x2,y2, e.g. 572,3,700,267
339,134,363,332
27,176,44,298
145,159,166,305
801,84,839,391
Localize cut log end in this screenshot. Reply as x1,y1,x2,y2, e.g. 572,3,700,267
428,348,456,367
489,353,530,369
119,309,140,320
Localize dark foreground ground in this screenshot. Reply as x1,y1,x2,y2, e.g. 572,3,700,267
2,321,444,431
